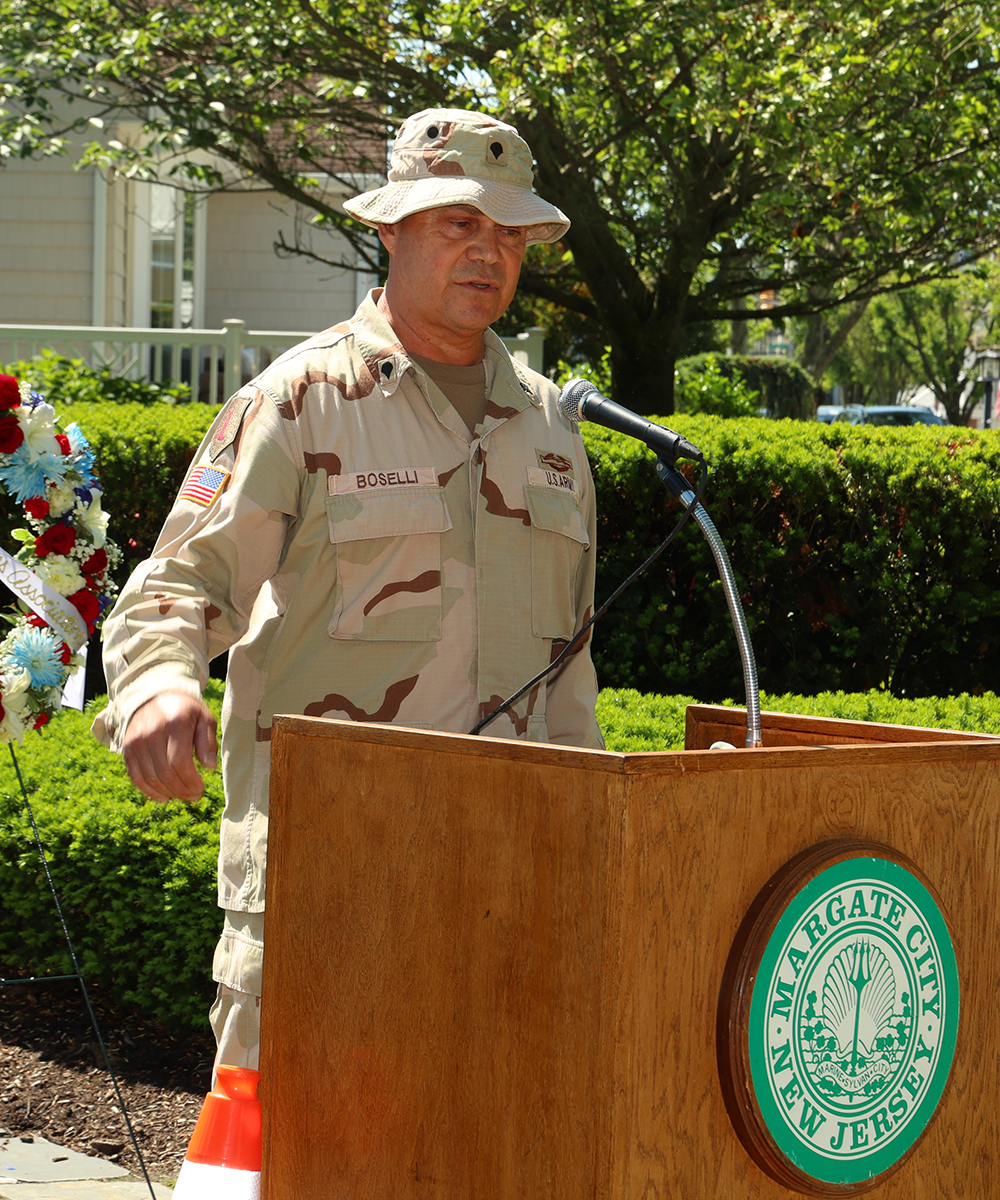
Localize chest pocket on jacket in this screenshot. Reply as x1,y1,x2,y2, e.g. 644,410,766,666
325,488,452,640
524,485,590,640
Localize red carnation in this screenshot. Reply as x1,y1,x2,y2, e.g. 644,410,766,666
0,698,4,723
0,415,24,454
59,641,72,665
33,713,50,729
56,433,71,456
81,547,108,576
25,496,50,519
35,523,76,558
68,588,100,628
0,375,21,410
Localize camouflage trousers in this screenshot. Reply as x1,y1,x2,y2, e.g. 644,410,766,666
209,984,261,1075
209,911,265,1075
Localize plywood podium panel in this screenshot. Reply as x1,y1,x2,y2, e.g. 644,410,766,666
262,713,1000,1198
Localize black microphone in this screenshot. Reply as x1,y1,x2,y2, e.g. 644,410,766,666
558,378,703,462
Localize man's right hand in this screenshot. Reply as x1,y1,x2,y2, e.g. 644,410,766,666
122,692,219,802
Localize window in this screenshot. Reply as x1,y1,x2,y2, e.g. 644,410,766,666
149,185,198,330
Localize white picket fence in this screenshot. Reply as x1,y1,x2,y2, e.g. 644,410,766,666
0,320,546,402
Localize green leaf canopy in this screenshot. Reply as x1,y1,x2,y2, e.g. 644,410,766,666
3,0,999,410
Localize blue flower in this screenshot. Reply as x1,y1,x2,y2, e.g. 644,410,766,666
0,445,67,502
2,627,64,690
65,424,97,484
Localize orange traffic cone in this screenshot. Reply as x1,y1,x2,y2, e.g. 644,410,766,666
173,1064,262,1199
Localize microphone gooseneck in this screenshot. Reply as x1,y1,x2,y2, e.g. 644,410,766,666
559,378,761,748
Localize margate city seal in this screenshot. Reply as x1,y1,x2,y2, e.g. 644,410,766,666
719,842,959,1194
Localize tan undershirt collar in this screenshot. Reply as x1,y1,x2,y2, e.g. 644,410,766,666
411,353,488,434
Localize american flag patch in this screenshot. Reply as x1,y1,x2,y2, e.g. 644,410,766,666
179,465,230,507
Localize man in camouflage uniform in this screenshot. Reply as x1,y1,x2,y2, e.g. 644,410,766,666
94,108,603,1070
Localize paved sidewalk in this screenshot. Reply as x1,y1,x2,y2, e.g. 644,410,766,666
0,1136,172,1198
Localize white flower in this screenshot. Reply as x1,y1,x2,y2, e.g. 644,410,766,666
78,490,109,548
46,478,78,517
0,704,26,744
34,554,86,596
65,423,91,456
2,666,31,713
18,402,62,459
0,666,31,744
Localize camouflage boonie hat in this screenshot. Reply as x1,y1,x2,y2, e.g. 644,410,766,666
343,108,570,245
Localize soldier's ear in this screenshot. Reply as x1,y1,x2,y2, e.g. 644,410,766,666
377,223,397,257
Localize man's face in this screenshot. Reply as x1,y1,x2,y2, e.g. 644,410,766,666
378,205,527,344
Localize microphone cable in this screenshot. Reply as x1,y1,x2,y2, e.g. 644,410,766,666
468,455,708,737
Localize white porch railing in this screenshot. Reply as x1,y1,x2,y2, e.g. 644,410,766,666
0,321,546,402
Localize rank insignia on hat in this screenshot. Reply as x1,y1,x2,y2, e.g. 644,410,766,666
179,464,231,507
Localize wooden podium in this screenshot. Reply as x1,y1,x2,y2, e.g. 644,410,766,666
261,708,1000,1197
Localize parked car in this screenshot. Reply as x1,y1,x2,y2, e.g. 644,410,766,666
816,404,864,423
834,406,947,426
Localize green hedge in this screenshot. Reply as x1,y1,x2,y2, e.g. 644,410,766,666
585,415,1000,699
676,353,817,419
674,354,760,419
2,684,998,1031
0,682,225,1031
3,387,1000,701
2,352,192,406
594,687,1000,750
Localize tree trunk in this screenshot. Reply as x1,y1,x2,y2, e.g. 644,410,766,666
606,304,689,415
800,297,870,385
800,313,829,383
729,296,749,355
521,114,713,418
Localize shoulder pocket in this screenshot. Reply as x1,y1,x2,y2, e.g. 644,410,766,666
325,488,452,640
524,485,589,639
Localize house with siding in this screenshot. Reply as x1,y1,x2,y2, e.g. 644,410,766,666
0,126,544,390
0,120,376,337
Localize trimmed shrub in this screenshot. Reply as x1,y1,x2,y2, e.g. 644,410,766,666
3,381,1000,702
596,687,1000,751
676,354,816,419
66,403,221,572
749,689,1000,734
584,416,1000,699
674,354,760,418
596,688,693,750
2,352,192,406
0,683,225,1031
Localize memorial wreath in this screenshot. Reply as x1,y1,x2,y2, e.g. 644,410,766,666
0,373,120,742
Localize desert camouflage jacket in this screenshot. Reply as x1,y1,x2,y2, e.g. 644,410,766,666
93,291,602,913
